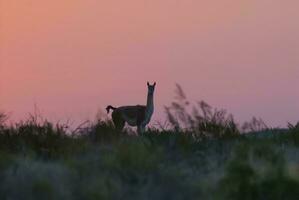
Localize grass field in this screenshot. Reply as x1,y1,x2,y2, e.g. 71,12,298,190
0,87,298,200
0,116,299,200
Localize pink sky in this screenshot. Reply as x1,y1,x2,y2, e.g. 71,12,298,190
1,0,299,127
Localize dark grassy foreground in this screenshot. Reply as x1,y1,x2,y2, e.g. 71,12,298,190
0,115,299,200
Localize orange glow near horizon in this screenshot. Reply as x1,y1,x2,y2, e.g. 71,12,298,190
1,0,299,127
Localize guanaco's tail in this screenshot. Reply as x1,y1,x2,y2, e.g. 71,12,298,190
106,105,117,114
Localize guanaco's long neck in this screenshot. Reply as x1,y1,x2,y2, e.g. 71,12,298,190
146,92,154,112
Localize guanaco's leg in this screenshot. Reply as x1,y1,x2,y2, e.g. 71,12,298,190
137,125,145,135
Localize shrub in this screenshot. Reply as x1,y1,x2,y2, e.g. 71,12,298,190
165,84,240,138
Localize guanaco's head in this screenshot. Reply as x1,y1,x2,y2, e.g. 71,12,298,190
147,82,156,95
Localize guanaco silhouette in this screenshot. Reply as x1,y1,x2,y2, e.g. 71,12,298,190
106,82,156,134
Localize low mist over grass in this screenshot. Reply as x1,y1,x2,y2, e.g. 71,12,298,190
0,86,298,200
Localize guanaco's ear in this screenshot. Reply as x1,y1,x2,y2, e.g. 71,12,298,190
147,82,150,86
153,82,156,86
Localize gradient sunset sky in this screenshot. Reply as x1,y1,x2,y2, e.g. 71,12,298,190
1,0,299,127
